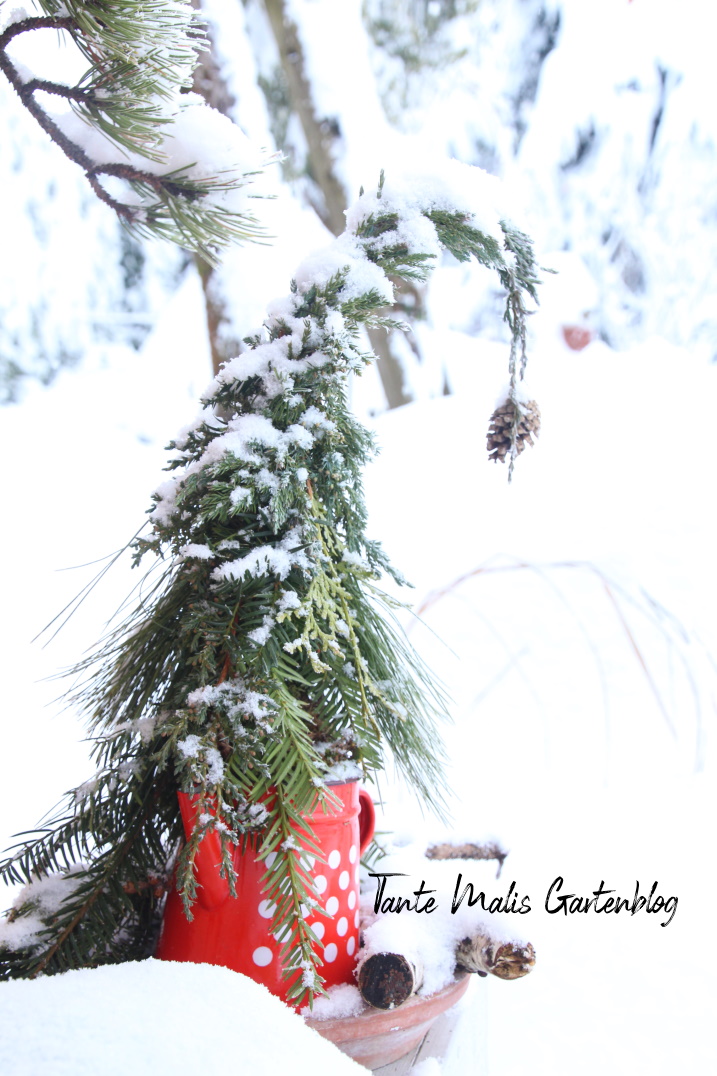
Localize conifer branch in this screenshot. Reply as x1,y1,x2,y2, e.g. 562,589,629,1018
0,2,266,256
27,778,167,979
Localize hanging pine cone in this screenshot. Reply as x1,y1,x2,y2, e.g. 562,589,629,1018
486,398,541,463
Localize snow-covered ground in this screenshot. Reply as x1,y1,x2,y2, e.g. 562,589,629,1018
1,252,715,1071
0,959,365,1075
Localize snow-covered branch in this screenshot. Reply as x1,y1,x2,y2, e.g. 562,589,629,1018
0,3,267,259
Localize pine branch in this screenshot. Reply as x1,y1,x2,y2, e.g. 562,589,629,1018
0,4,265,257
27,781,163,978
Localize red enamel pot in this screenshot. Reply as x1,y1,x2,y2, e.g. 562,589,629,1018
156,781,375,1002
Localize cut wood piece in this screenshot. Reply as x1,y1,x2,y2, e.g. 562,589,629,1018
425,840,507,875
455,933,535,980
357,952,424,1010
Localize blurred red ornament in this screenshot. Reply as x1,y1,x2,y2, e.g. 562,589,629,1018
562,325,593,351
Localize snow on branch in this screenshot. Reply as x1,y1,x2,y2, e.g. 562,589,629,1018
0,2,268,259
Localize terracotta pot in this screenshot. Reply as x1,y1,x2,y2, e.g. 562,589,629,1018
305,973,471,1070
156,781,375,1002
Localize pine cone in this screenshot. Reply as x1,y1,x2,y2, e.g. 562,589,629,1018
486,399,541,463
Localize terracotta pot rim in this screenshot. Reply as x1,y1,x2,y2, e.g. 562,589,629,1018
303,971,470,1038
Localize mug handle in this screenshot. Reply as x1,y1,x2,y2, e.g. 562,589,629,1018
358,789,376,856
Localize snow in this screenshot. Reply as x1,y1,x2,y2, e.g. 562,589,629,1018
151,412,313,523
53,94,266,203
323,760,363,785
345,159,507,245
179,543,214,560
300,405,336,432
413,1061,443,1076
294,237,395,304
0,960,365,1075
176,736,201,759
358,337,717,1073
212,529,311,583
301,981,364,1021
0,7,32,34
0,867,83,953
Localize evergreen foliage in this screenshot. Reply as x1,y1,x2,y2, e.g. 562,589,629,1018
0,1,265,259
0,171,540,1004
364,0,482,117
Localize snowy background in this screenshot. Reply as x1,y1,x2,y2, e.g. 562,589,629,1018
2,0,716,1072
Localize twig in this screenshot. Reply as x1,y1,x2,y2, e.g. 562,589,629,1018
416,557,700,745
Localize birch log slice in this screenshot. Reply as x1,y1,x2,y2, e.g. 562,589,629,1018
357,952,424,1010
425,841,507,875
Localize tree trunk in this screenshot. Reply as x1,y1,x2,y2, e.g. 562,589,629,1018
191,0,243,377
263,0,346,237
262,0,413,409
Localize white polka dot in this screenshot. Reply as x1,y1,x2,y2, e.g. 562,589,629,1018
328,849,341,870
311,921,325,940
252,946,273,967
347,936,356,956
337,916,348,936
349,844,357,864
264,852,277,869
314,874,328,894
348,890,356,909
300,854,315,872
323,942,338,963
273,924,291,943
338,870,350,890
326,896,339,916
258,899,275,919
354,910,360,928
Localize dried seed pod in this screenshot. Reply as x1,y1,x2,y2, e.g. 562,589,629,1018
455,934,536,980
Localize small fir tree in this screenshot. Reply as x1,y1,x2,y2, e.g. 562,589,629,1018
0,166,540,1004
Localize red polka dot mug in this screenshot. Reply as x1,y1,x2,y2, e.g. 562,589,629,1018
156,781,375,1002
